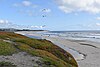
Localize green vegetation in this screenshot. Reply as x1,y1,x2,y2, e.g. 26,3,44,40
0,32,78,67
0,40,17,55
0,61,16,67
16,43,70,67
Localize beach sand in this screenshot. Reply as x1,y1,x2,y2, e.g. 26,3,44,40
16,31,100,67
45,37,100,67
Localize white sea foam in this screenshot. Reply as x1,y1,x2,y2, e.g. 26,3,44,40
39,31,100,43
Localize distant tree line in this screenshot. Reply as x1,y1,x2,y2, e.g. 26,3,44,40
0,28,47,32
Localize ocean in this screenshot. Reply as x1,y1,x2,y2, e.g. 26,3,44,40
36,31,100,43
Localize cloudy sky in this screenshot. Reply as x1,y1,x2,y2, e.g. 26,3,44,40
0,0,100,30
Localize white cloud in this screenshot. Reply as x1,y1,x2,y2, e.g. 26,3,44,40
13,1,38,17
55,0,100,14
0,19,45,29
22,1,32,7
96,17,100,20
31,25,46,29
14,0,37,8
0,20,9,24
0,19,46,29
31,26,39,28
96,23,100,26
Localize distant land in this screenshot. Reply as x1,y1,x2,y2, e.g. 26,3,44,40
0,28,47,32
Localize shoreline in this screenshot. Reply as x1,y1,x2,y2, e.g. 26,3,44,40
15,31,100,67
15,31,85,60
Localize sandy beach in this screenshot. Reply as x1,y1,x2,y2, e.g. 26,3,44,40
16,31,100,67
45,37,100,67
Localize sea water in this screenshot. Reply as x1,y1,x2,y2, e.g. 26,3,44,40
37,31,100,43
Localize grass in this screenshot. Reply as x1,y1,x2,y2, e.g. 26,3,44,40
0,32,78,67
0,40,17,55
0,61,16,67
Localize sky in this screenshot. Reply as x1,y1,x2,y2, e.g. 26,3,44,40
1,0,100,31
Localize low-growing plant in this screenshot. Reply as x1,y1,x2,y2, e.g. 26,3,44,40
15,42,74,67
0,61,16,67
0,40,17,55
14,38,77,66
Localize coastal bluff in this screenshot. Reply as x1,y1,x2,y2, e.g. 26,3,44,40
0,32,78,67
